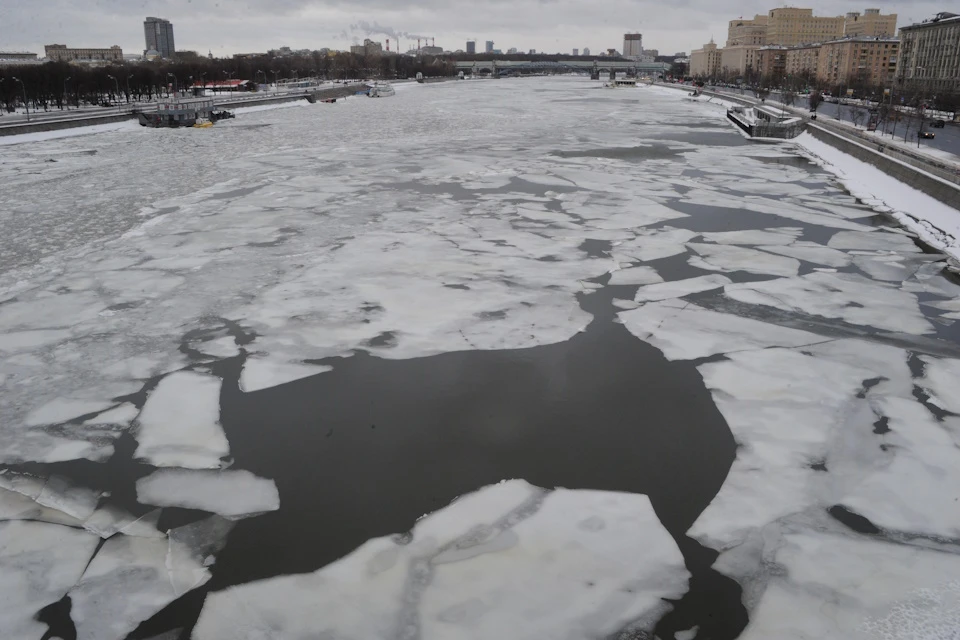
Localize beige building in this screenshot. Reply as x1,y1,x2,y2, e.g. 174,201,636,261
727,15,769,46
690,39,722,77
895,12,960,95
719,45,760,76
784,43,821,77
45,44,123,62
766,8,845,46
816,37,898,87
843,8,897,36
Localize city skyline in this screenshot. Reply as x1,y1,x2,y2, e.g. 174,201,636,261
0,0,949,59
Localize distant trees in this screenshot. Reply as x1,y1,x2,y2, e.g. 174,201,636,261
0,51,457,113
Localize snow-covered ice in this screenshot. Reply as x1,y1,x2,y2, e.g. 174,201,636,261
632,274,732,302
69,516,233,640
192,480,688,640
687,242,801,277
134,372,229,469
136,468,279,519
725,271,934,334
619,300,826,361
0,520,100,640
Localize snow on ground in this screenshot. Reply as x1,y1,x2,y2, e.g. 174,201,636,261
796,132,960,263
192,480,688,640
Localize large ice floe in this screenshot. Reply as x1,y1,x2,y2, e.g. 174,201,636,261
192,480,688,640
1,76,960,639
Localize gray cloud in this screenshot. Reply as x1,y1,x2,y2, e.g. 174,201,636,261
0,0,947,58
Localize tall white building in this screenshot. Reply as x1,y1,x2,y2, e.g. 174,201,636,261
623,33,643,58
583,47,591,56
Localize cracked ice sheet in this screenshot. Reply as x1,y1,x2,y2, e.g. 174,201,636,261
919,355,960,415
136,469,279,520
687,242,800,277
700,228,802,246
134,371,229,469
725,271,934,335
689,340,914,550
734,529,960,640
0,520,101,640
633,274,732,302
757,242,852,268
840,396,960,538
193,480,688,640
70,516,233,640
618,300,826,361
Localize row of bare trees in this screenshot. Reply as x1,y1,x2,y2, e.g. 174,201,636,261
0,53,457,113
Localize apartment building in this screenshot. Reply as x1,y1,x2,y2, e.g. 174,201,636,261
816,37,898,87
895,12,960,95
784,43,821,77
844,8,897,36
756,46,788,79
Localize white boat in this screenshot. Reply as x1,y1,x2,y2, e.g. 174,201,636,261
604,78,639,89
368,83,395,98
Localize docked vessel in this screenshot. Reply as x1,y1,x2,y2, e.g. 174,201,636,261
368,83,396,98
603,78,639,89
136,98,234,128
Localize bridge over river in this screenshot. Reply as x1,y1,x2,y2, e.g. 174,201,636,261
454,59,670,79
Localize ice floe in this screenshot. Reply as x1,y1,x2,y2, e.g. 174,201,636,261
756,241,852,268
700,228,802,246
70,516,233,640
733,529,960,640
632,274,732,302
136,468,279,519
239,358,332,393
607,266,663,286
919,355,960,415
134,371,229,469
725,271,934,335
192,480,687,640
687,242,800,277
0,520,100,639
619,300,825,360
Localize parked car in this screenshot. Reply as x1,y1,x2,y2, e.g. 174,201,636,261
918,131,936,139
930,120,946,128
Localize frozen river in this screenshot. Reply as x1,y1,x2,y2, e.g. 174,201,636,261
1,76,959,640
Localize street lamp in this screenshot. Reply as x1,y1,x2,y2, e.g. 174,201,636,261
63,76,71,111
915,66,926,148
271,69,279,93
166,73,179,101
12,76,28,122
256,69,266,90
126,74,133,104
107,74,121,112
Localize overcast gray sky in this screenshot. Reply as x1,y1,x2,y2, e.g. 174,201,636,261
0,0,945,58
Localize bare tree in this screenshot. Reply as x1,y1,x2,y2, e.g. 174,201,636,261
849,106,867,129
